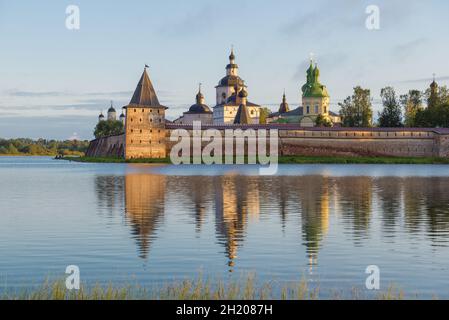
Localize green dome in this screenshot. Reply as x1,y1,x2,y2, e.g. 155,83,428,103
303,83,329,98
301,62,329,98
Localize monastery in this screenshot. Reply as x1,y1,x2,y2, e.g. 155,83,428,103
88,50,449,160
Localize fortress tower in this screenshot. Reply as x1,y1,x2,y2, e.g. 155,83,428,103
124,67,167,159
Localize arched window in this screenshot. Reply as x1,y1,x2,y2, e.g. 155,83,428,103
306,106,310,114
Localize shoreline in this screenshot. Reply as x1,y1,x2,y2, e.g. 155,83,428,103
60,155,449,165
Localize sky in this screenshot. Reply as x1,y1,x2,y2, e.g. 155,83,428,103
0,0,449,140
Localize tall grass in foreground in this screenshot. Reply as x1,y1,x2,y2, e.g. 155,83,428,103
0,275,418,300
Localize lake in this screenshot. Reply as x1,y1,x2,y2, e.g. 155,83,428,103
1,156,449,298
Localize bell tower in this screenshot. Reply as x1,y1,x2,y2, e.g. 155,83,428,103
124,66,167,159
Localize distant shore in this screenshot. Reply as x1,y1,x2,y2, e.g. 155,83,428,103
60,155,449,165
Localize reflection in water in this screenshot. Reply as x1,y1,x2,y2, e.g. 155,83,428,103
124,174,166,259
214,176,260,271
403,178,449,244
297,176,330,270
94,170,449,269
336,177,373,243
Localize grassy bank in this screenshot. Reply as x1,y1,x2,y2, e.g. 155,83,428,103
60,155,449,165
1,276,411,300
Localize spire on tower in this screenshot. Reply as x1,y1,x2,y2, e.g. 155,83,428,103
196,82,204,104
309,52,315,64
229,45,235,62
279,90,289,114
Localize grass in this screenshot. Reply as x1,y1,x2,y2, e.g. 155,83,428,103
1,275,417,300
60,155,449,165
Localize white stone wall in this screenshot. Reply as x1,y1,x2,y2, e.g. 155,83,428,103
177,113,213,125
213,105,260,124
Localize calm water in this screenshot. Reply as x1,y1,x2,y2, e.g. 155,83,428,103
1,156,449,298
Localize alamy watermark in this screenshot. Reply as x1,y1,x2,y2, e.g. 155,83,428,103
169,122,279,175
65,265,80,290
365,5,380,30
365,265,380,290
65,5,80,30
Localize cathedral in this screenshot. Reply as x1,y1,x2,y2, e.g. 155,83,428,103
267,59,341,126
173,49,262,125
213,49,262,124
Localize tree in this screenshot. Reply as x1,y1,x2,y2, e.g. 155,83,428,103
6,143,19,154
378,87,402,127
400,90,423,127
259,107,271,124
315,114,332,127
94,120,124,139
424,85,449,108
339,86,373,127
415,103,449,128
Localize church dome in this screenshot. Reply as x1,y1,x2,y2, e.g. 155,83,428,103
196,91,204,101
430,80,438,89
188,103,212,113
108,106,116,113
238,87,248,98
188,85,212,113
302,61,329,98
218,75,244,87
99,113,105,119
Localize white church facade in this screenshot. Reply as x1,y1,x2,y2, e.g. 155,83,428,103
212,49,261,124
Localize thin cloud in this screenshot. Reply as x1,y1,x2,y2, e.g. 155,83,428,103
5,90,134,98
279,0,362,39
7,90,66,97
392,38,428,60
397,76,449,84
82,91,133,97
158,5,219,37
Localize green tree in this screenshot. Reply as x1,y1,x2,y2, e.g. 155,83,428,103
94,120,124,139
415,103,449,128
378,87,402,127
0,138,89,156
6,143,19,154
400,90,423,127
424,85,449,108
259,107,271,124
315,114,332,127
339,86,373,127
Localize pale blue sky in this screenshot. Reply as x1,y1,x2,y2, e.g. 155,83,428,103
1,0,448,139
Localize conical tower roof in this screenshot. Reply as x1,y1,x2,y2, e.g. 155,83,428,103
234,103,251,124
278,91,290,113
129,67,165,108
